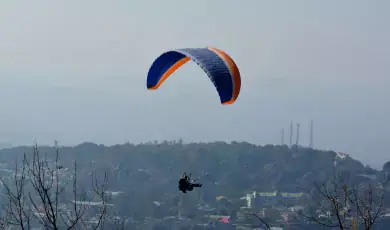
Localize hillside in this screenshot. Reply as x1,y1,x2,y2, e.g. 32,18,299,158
0,141,386,229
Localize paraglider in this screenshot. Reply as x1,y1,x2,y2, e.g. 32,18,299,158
146,47,241,105
178,172,202,193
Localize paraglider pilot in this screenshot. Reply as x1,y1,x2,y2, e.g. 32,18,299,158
178,172,202,193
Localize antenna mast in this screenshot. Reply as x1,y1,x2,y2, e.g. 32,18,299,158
309,120,314,148
296,123,300,147
281,129,285,145
289,121,293,148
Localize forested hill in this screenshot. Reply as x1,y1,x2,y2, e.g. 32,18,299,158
1,141,389,228
0,141,382,196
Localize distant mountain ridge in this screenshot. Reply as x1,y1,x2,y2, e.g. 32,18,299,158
0,142,13,149
0,141,381,193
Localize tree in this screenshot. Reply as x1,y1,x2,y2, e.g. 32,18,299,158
0,143,108,230
299,171,386,230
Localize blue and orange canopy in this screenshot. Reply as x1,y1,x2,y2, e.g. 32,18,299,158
146,47,241,105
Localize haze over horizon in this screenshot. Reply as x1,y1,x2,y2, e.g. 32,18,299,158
0,0,389,168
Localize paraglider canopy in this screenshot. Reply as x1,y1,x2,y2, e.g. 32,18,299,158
146,47,241,105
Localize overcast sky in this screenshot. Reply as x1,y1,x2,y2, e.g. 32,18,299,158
0,0,389,168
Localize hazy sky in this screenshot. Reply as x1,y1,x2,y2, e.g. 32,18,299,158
0,0,389,168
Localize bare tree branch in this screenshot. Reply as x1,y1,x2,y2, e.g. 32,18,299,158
0,154,31,229
299,170,386,230
348,183,386,229
0,143,108,230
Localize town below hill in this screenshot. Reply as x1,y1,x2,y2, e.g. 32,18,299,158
0,141,389,229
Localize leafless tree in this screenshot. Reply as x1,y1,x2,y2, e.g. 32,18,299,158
348,184,385,230
299,171,386,230
0,143,108,230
